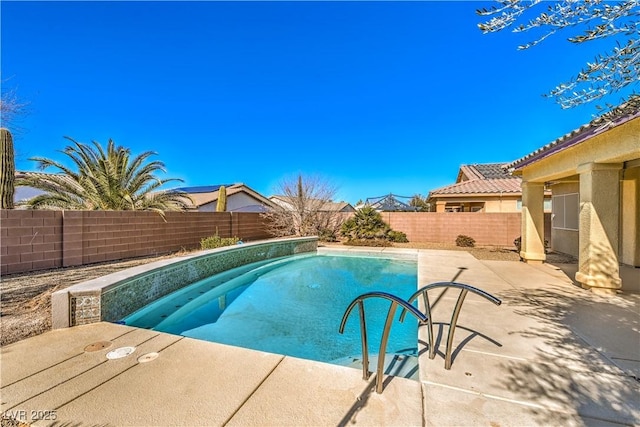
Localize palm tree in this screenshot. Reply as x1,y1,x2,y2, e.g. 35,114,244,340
17,137,191,215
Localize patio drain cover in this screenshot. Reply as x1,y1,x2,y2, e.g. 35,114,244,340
84,341,112,352
137,352,159,363
106,346,136,360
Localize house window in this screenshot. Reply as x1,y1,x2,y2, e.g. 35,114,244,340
552,193,579,231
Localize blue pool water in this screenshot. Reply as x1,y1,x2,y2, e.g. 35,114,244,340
123,253,418,364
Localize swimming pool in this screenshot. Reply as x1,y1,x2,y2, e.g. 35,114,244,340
123,253,418,367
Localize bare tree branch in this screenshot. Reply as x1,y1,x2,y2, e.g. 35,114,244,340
0,85,29,133
477,0,640,110
262,174,345,241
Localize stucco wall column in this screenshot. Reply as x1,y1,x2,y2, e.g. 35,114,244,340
520,181,546,263
575,162,623,295
621,166,640,267
435,201,446,213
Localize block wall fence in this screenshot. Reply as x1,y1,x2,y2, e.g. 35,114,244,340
1,210,272,275
1,210,551,275
383,212,551,247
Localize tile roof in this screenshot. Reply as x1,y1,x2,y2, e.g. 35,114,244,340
430,177,523,196
506,95,640,171
457,163,515,181
430,163,521,196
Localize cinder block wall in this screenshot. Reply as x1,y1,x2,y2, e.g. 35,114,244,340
1,210,63,274
1,210,273,275
231,212,273,241
385,212,551,247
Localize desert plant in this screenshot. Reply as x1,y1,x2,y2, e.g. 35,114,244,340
456,234,475,247
388,230,409,243
514,236,522,252
0,128,15,209
216,185,227,212
200,234,240,250
318,227,338,242
341,206,391,241
16,137,191,214
341,206,409,245
262,174,344,239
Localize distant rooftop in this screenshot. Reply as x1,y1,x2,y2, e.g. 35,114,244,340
457,163,515,181
174,184,234,194
431,163,522,196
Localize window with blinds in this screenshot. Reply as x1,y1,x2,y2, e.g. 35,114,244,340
552,193,579,230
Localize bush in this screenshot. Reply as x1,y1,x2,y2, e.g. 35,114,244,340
455,234,475,247
341,206,409,245
388,230,408,243
514,236,522,252
201,234,240,250
318,227,338,242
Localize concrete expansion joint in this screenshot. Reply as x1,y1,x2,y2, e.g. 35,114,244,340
54,361,143,413
421,380,550,410
221,356,286,426
459,348,528,362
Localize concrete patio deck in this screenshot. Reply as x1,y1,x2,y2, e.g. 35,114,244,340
1,248,638,426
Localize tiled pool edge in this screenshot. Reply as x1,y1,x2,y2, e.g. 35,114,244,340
52,237,318,329
317,245,418,261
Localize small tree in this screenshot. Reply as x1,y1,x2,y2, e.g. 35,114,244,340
0,85,29,134
17,137,191,214
409,194,430,212
262,174,344,240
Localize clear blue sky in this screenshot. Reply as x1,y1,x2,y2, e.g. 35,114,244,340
1,1,634,204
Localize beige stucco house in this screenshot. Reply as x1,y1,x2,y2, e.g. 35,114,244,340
179,183,275,212
507,101,639,295
428,163,551,213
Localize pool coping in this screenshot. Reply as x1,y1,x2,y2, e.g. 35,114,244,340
52,237,318,329
317,245,419,260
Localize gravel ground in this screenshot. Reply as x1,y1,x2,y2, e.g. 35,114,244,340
0,242,576,347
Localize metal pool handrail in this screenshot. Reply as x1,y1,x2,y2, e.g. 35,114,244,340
339,291,427,394
399,282,502,370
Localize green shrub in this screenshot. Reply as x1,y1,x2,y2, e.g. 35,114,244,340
455,234,475,247
341,206,409,245
388,230,408,243
318,227,338,242
201,234,240,250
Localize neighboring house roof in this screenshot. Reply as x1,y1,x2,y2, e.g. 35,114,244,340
430,163,522,197
176,183,274,211
269,195,354,212
431,178,522,196
322,201,356,212
506,96,640,171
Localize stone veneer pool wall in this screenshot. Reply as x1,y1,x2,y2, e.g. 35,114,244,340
52,237,318,328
